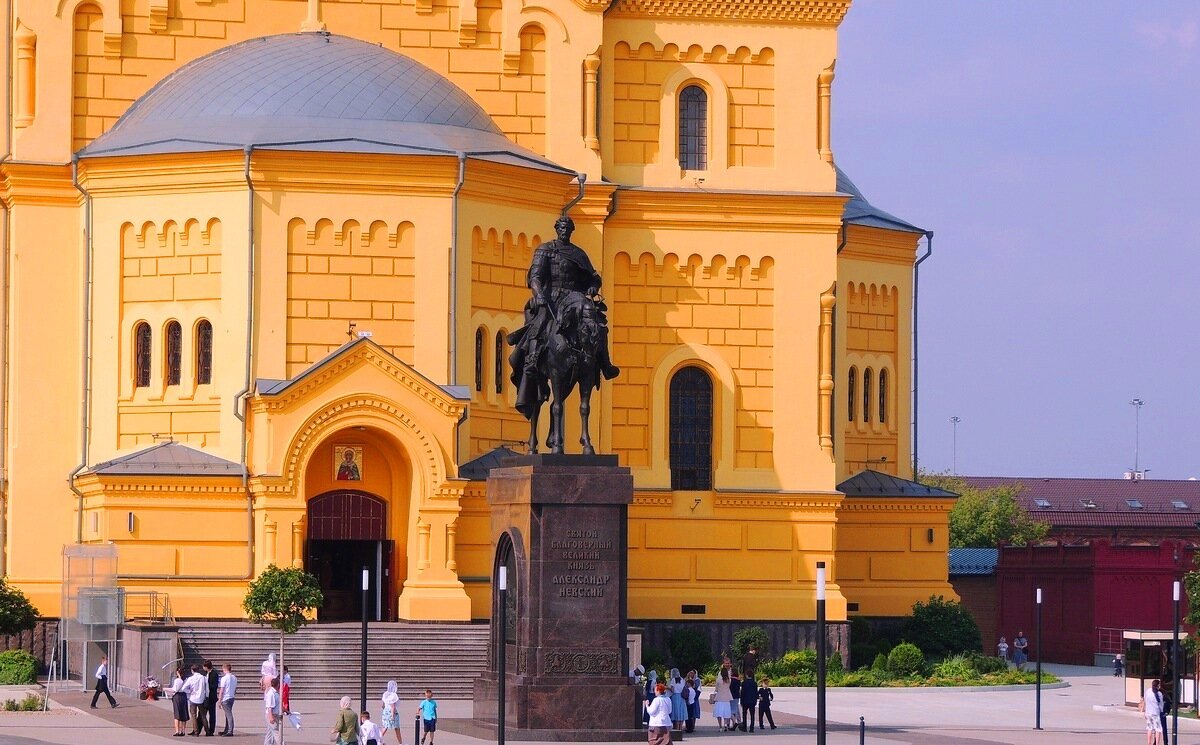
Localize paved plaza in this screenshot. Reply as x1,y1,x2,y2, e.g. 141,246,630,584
0,664,1193,745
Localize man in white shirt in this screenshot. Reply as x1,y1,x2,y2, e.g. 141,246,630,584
89,654,119,709
181,664,209,736
1140,679,1164,745
263,677,282,745
217,664,238,737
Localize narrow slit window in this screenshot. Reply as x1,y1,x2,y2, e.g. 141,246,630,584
862,368,873,423
670,366,713,491
474,328,484,393
134,322,152,388
165,321,182,386
495,331,505,395
196,320,213,385
678,85,708,171
878,368,888,424
847,367,857,422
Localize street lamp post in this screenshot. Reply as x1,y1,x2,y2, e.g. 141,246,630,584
497,566,507,745
1130,398,1145,475
816,561,827,745
949,416,961,475
1174,580,1181,744
1035,587,1043,730
360,566,369,713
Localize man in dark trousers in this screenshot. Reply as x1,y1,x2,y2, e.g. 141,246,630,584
757,678,776,730
728,671,742,731
739,673,758,732
203,660,220,736
90,654,119,709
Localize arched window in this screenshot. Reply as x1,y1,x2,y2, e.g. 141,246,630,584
669,366,713,491
165,321,182,386
134,322,152,388
474,328,485,392
678,85,708,171
494,331,505,395
847,367,857,422
862,368,873,423
878,368,888,424
195,320,213,385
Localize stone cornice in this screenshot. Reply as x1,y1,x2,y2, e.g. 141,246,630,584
837,499,956,513
715,495,843,509
77,153,247,196
74,472,246,497
0,162,79,207
459,160,578,211
608,0,851,25
840,224,920,266
574,0,614,10
607,188,846,233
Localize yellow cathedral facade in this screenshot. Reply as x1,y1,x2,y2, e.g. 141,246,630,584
0,0,956,626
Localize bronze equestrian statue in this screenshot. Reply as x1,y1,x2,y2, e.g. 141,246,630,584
508,216,619,454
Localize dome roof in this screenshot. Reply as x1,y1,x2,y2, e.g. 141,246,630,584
81,33,565,171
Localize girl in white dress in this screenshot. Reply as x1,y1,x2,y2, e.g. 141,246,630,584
712,667,733,731
380,680,402,743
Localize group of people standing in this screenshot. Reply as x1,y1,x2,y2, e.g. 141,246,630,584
995,631,1030,668
164,660,237,737
642,645,776,745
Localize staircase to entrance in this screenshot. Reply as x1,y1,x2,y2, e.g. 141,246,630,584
178,622,488,700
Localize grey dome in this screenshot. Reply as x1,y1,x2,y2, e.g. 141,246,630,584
81,32,565,171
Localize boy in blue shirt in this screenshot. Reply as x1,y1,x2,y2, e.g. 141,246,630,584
417,689,438,745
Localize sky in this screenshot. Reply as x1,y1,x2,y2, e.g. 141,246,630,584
833,1,1200,480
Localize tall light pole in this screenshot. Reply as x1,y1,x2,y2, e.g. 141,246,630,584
1130,398,1145,474
1035,587,1043,731
1173,580,1181,744
497,566,507,745
815,561,827,745
949,416,961,475
360,566,369,713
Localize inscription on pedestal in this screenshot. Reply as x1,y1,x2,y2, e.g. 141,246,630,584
552,528,615,598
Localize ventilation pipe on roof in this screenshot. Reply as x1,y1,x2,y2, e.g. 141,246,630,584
68,156,95,543
911,230,933,481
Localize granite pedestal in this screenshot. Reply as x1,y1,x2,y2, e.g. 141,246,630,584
471,455,642,740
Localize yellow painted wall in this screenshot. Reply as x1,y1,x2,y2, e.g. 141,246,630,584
0,1,959,625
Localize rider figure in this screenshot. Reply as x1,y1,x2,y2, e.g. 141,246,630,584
508,216,619,419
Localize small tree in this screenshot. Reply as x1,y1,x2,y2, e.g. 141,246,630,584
903,595,981,659
667,628,711,674
0,579,37,637
922,473,1049,548
242,565,323,743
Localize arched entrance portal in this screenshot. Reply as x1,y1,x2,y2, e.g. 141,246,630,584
307,490,391,621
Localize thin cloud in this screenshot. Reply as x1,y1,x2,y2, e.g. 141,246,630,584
1135,18,1198,50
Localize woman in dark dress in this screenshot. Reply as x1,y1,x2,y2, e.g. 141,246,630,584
169,667,189,737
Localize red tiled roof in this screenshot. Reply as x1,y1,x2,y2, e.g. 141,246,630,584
961,476,1200,530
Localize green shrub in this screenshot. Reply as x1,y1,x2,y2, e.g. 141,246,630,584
902,596,981,659
871,653,888,672
965,651,1007,675
769,673,814,687
0,650,37,685
732,626,770,661
930,654,979,682
886,642,924,677
668,628,712,674
827,651,844,674
757,648,816,680
2,693,43,711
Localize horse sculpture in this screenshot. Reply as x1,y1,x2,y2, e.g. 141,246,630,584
525,294,602,455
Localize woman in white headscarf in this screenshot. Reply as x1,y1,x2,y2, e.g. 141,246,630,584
331,695,359,744
260,653,277,692
380,680,402,743
642,670,658,726
668,668,687,733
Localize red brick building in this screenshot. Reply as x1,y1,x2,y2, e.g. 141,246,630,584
961,477,1200,665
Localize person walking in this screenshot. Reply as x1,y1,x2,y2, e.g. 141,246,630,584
1113,654,1125,677
331,696,360,745
217,663,238,737
757,678,776,730
181,664,210,736
416,689,438,745
729,670,742,730
739,673,757,732
90,654,120,709
203,661,220,736
1140,678,1164,745
712,667,733,731
1012,632,1029,670
360,710,384,745
380,680,403,744
168,667,189,737
281,666,292,714
645,682,673,745
263,677,282,745
260,653,277,692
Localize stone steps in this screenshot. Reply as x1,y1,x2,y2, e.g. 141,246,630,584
178,623,489,700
